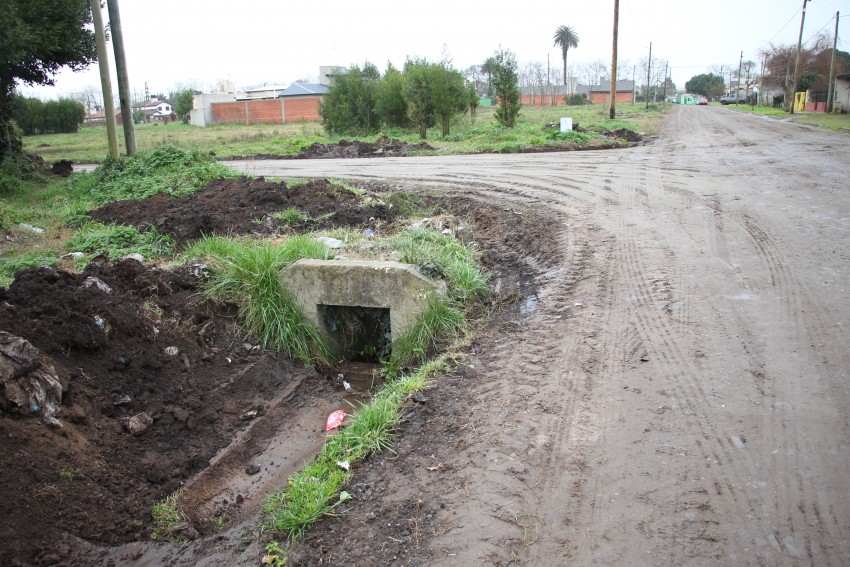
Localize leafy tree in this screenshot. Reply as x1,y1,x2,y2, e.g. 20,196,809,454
402,58,435,139
553,25,579,86
491,49,521,128
374,63,408,129
466,83,479,122
171,88,199,124
0,0,96,161
11,95,84,135
480,57,497,97
685,73,724,98
429,63,467,137
319,63,380,135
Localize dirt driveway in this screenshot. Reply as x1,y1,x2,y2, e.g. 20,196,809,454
222,107,850,566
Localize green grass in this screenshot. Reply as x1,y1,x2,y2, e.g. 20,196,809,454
723,103,850,132
67,221,174,258
182,235,334,364
262,355,449,541
22,103,669,163
150,493,186,542
388,297,466,369
67,145,237,205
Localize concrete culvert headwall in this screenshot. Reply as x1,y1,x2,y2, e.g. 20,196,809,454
280,259,447,360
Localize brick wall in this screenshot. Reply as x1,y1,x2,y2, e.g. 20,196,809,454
211,99,283,125
210,97,324,125
283,97,322,122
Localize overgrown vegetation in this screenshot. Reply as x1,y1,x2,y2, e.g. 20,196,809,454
181,236,334,364
67,145,237,205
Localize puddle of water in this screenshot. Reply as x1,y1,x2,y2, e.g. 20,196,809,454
335,361,384,400
521,294,539,315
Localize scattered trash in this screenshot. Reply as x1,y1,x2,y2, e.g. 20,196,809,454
363,228,374,236
61,252,84,259
93,315,111,336
326,409,346,431
317,236,344,249
124,412,153,435
342,380,351,391
17,223,45,234
240,409,259,421
164,346,180,357
123,253,144,263
245,463,261,475
338,490,352,503
113,394,133,407
336,460,350,471
426,463,444,472
83,277,113,294
574,302,583,308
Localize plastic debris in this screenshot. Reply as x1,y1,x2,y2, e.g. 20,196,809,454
426,463,444,472
17,223,45,234
124,412,153,435
342,380,351,391
336,460,350,471
164,346,180,357
363,228,374,236
317,236,344,249
326,409,346,431
83,277,113,294
123,253,144,263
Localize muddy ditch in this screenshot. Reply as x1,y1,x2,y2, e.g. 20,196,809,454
0,176,560,566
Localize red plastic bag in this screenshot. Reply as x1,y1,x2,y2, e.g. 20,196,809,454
326,409,346,431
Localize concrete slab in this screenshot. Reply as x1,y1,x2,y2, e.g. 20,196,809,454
280,259,447,354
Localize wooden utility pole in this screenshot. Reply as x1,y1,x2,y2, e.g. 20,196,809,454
662,62,668,104
646,42,652,110
107,0,136,154
88,0,118,160
827,12,840,113
736,51,743,105
610,0,620,119
790,0,810,114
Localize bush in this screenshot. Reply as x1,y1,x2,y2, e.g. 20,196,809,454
566,93,590,105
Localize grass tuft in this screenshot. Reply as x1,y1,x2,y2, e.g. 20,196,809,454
183,235,333,364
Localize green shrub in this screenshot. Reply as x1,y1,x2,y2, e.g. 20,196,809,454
67,221,174,258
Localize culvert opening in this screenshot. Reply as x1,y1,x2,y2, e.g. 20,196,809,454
319,304,392,363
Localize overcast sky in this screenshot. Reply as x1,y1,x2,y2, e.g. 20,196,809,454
20,0,850,100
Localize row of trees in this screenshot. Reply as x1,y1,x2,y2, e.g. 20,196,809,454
320,50,520,139
1,0,96,161
11,96,86,135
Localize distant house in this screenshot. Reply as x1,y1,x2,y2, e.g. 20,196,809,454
520,85,572,106
831,72,850,113
576,80,636,104
135,99,176,123
83,108,121,124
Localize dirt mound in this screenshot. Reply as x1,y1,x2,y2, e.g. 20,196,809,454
296,136,434,159
0,259,332,563
88,178,394,247
0,178,553,566
604,128,643,142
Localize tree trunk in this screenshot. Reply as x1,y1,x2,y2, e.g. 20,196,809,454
0,77,20,162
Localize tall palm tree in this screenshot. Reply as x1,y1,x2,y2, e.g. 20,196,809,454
553,25,579,87
480,56,497,97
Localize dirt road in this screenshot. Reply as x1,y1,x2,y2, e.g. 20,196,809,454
227,107,850,566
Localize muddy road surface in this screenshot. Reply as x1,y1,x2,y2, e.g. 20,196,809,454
224,107,850,566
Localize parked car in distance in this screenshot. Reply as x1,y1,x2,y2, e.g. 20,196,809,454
698,97,708,105
720,94,747,105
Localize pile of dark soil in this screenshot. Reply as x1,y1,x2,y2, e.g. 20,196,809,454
295,136,434,159
0,176,554,566
88,177,394,248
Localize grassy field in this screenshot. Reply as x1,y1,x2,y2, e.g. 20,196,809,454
22,103,669,163
719,103,850,132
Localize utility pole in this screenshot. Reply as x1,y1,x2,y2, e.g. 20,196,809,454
745,61,752,105
827,12,840,113
662,62,668,104
88,0,118,160
610,0,620,119
107,0,136,154
790,0,810,114
646,42,652,110
737,51,743,105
